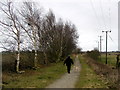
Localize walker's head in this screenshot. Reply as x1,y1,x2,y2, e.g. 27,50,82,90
67,55,70,58
117,54,119,57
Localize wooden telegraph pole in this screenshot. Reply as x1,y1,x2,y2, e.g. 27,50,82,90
98,36,102,60
102,31,111,64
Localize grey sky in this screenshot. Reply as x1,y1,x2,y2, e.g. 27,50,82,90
0,0,119,51
36,0,118,51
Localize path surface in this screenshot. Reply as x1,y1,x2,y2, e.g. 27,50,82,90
46,55,81,88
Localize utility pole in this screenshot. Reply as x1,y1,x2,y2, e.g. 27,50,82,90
98,41,99,51
102,31,111,64
98,36,102,60
96,41,99,51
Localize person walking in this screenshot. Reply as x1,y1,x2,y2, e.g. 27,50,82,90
116,54,120,69
64,56,74,74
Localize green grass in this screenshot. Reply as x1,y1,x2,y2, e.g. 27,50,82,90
98,53,117,67
2,62,66,88
75,55,108,88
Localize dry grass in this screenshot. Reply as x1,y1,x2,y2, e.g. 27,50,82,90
75,55,109,88
84,56,119,88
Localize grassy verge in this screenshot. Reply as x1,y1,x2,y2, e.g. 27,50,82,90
75,55,108,88
98,53,116,67
2,62,66,88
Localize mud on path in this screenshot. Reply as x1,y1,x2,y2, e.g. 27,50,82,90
46,55,81,88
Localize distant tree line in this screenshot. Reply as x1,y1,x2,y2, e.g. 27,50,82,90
0,1,78,73
86,48,100,60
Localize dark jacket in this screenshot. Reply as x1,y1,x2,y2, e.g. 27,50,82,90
117,55,119,61
64,56,74,66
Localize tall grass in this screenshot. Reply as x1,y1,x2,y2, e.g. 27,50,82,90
98,53,117,67
75,55,108,88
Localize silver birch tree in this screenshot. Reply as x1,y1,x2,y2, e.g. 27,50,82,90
0,1,23,73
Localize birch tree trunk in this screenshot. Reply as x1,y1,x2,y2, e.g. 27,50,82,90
34,49,37,68
33,26,38,68
43,51,48,64
16,49,20,72
0,2,23,73
16,31,20,73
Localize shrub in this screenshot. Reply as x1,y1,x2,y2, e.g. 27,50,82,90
87,49,100,60
2,51,44,72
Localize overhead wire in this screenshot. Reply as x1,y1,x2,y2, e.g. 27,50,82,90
108,0,118,50
100,0,118,50
108,0,111,31
90,0,118,51
108,34,118,48
90,0,106,49
99,0,107,29
90,0,101,27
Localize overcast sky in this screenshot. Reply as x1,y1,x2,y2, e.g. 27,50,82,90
36,0,119,51
0,0,119,51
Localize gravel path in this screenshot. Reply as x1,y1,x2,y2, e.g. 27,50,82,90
46,55,81,88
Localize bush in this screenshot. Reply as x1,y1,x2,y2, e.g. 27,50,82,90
87,49,100,60
2,51,44,72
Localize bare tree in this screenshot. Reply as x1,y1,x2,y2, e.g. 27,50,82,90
19,2,43,68
54,18,64,62
20,2,78,64
0,1,24,73
39,10,58,63
61,21,78,58
38,10,78,63
38,19,49,64
0,1,79,72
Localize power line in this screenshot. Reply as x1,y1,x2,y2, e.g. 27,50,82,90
108,0,111,31
90,0,111,32
108,35,114,42
98,35,102,60
108,34,118,48
90,0,101,26
99,0,107,29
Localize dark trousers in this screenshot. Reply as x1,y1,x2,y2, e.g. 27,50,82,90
67,65,71,73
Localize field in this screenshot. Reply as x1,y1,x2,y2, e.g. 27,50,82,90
84,52,119,88
75,55,109,88
98,53,119,67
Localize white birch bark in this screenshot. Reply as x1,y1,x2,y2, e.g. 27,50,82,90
34,49,37,67
16,30,20,72
33,26,38,68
